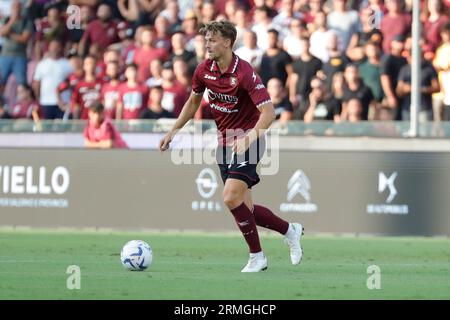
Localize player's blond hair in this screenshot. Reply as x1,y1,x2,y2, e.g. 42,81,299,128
199,20,237,47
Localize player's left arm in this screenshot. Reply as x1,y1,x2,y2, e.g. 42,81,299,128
233,102,275,155
251,100,276,135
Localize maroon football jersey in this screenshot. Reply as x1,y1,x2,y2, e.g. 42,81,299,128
191,53,271,145
71,80,102,120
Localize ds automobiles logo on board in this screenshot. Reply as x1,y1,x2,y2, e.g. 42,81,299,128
367,171,409,215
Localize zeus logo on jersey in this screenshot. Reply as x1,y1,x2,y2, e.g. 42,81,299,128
252,72,257,82
207,89,238,104
255,84,265,90
204,74,217,80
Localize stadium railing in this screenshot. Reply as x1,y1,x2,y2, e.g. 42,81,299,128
1,119,450,138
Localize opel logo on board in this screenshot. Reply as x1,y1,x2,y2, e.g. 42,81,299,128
195,168,218,199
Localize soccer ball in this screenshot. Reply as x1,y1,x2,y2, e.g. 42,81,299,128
120,240,153,271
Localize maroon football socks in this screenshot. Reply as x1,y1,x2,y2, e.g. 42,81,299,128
252,204,289,235
230,202,262,253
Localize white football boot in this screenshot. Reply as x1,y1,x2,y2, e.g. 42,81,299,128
241,252,268,272
284,223,304,265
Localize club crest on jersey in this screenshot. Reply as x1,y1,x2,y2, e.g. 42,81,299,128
230,76,237,87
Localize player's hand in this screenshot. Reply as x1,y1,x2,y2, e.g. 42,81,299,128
159,133,172,152
232,137,248,155
232,135,254,155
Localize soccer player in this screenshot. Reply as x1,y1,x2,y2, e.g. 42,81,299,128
159,21,304,273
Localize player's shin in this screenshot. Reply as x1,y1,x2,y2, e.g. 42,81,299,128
230,202,262,253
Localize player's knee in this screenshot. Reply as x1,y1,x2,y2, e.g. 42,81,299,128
223,189,244,209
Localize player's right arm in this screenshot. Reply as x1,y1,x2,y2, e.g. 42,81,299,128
160,63,206,152
159,92,203,151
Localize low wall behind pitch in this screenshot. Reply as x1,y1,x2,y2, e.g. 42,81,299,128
0,148,449,236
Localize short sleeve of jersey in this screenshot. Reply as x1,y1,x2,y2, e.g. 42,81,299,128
191,65,206,95
241,65,272,109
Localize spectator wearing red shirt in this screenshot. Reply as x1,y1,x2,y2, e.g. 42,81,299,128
97,48,122,82
34,5,67,60
101,61,122,119
380,0,412,54
161,61,189,117
57,54,84,117
10,84,42,122
84,101,128,149
133,26,169,83
71,55,102,119
117,63,149,120
110,20,135,64
423,0,449,52
78,3,118,56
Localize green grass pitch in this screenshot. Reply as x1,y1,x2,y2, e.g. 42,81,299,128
0,230,449,300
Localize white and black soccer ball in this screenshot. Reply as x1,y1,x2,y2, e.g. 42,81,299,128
120,240,153,271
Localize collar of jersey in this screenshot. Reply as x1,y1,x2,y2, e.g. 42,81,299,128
209,54,239,75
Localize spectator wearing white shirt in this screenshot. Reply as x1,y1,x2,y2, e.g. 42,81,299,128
251,5,278,51
232,7,249,50
310,11,335,63
32,39,73,119
326,0,360,51
272,0,303,37
235,30,264,72
283,18,307,60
